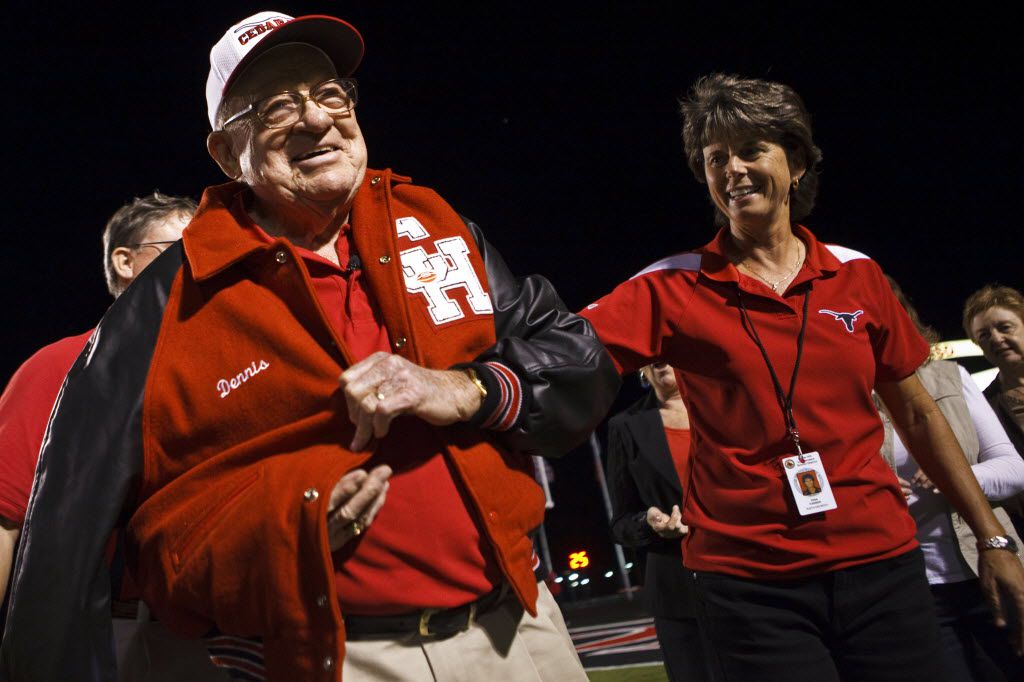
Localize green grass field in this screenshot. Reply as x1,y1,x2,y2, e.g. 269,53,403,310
587,664,668,682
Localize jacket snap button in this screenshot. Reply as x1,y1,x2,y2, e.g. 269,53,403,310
316,594,328,608
274,250,288,264
488,511,498,521
322,655,335,671
378,255,391,264
370,176,381,186
303,487,319,502
394,336,407,349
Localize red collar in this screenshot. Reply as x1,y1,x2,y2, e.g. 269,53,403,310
697,224,843,290
183,169,409,281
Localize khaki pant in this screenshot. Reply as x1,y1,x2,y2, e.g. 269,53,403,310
342,582,586,681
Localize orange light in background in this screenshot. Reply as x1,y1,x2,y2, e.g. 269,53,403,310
568,550,590,569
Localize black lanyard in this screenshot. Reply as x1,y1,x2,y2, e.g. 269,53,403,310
736,288,811,454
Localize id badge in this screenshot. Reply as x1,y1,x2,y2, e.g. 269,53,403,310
781,451,838,516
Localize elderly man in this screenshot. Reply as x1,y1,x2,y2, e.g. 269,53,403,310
1,11,618,681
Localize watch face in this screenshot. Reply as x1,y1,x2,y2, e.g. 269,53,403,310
985,535,1019,553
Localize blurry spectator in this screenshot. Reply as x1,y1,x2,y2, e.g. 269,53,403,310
0,192,228,680
965,285,1024,479
607,363,714,681
879,277,1024,681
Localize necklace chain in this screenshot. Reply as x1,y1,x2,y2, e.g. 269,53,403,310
736,240,805,292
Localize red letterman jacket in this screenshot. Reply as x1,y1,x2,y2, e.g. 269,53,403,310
1,170,619,681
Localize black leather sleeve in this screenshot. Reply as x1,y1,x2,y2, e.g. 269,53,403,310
462,218,620,457
606,419,657,548
0,245,182,682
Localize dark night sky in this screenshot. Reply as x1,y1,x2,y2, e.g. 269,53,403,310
3,4,1020,576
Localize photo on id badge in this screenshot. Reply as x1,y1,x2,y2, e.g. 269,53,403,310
782,452,837,515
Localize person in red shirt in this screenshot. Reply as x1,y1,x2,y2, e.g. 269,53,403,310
0,192,194,598
1,11,618,682
606,363,714,681
582,73,1024,682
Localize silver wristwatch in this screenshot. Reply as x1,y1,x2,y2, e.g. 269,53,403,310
976,535,1020,554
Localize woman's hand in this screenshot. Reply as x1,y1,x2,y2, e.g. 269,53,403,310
911,469,938,493
896,476,913,500
977,548,1024,656
646,505,688,539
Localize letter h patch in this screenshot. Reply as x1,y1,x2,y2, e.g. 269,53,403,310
397,217,493,325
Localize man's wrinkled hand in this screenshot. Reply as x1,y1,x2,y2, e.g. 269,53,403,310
977,548,1024,656
645,505,688,539
326,465,392,551
339,352,483,451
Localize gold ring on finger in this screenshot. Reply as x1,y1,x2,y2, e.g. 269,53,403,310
349,519,365,536
375,391,385,402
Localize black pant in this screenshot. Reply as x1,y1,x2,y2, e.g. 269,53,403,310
654,615,716,682
692,548,949,682
931,579,1024,682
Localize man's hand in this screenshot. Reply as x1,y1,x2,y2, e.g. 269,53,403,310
977,548,1024,656
645,505,688,539
326,465,392,551
339,352,484,451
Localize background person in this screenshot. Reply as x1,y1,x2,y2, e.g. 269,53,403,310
965,285,1024,538
606,362,714,681
581,72,1024,682
0,192,195,599
1,11,618,681
880,277,1024,682
0,193,229,681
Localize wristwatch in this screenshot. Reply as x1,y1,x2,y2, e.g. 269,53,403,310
976,535,1020,554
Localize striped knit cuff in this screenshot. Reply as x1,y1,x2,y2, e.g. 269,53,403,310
205,635,266,681
456,361,525,432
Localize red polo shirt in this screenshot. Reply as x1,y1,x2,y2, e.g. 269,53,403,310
242,209,498,615
582,225,928,578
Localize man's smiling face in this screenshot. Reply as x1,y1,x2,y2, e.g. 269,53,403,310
218,43,368,213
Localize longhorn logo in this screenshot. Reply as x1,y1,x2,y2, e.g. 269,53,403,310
818,309,864,333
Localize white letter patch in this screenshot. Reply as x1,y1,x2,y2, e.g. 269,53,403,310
396,216,429,241
401,237,493,324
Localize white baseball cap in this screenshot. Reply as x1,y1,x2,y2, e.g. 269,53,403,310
206,11,364,129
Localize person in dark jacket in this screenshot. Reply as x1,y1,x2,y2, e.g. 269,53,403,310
607,363,714,681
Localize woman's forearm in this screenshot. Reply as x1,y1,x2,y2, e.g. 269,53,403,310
878,376,1006,541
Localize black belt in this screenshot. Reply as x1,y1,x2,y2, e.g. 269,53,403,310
343,586,506,640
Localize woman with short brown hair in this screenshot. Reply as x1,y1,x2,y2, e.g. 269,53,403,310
582,73,1024,682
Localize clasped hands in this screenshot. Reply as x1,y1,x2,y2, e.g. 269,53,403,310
325,352,484,549
646,504,689,539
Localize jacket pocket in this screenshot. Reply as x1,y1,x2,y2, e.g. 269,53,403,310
170,468,261,572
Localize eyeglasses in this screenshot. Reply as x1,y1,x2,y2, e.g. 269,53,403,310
221,78,358,130
130,240,177,253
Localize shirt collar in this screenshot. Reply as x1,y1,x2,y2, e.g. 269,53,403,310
183,169,400,281
697,223,842,287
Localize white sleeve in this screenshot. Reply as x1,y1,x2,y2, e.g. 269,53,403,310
961,365,1024,500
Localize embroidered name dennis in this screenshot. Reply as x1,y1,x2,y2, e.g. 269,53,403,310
217,360,271,398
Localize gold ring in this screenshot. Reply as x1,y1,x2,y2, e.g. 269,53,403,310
375,391,386,401
350,520,364,536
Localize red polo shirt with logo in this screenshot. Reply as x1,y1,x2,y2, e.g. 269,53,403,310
582,225,928,578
